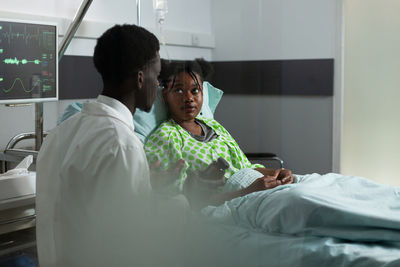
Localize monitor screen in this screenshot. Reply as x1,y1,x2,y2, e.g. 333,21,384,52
0,18,58,104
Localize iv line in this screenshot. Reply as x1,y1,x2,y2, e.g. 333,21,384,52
158,25,170,61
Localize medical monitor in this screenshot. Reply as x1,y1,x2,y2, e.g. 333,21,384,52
0,18,58,104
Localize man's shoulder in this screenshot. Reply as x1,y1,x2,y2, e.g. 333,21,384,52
57,113,141,153
90,121,142,152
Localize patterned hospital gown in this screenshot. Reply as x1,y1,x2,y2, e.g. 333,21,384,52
145,117,263,193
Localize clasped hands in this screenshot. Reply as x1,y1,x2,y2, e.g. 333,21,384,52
150,159,293,193
244,167,294,194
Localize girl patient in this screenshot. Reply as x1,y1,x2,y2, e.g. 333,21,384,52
145,59,293,208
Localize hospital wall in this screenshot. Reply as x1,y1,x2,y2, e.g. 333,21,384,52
210,0,338,174
1,0,340,176
342,0,400,186
0,0,213,151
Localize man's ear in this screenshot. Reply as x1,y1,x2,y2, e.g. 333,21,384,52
137,70,144,89
162,87,168,101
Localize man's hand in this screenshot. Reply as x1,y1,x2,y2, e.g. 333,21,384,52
255,168,294,185
243,168,294,194
243,176,283,194
149,159,185,190
276,169,294,184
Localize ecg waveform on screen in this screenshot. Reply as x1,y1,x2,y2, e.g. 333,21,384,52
1,77,40,93
3,57,41,65
0,24,42,46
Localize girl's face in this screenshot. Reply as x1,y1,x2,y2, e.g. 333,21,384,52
163,71,203,123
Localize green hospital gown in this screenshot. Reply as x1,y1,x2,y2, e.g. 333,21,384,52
145,117,264,193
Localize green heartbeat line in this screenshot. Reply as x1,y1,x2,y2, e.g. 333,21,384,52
3,57,41,65
42,85,52,92
2,77,39,93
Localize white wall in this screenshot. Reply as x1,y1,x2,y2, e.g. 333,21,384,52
342,0,400,186
0,0,213,151
211,0,335,61
211,0,338,174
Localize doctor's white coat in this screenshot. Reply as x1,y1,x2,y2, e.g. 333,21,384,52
36,95,188,267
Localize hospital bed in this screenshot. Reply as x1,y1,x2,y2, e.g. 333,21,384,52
0,132,47,173
0,167,37,266
54,92,400,266
245,152,284,169
0,133,41,266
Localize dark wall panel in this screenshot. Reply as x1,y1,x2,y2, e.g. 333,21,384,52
58,56,333,99
59,55,102,99
211,59,334,96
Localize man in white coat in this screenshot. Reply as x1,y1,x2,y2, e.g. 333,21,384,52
36,24,187,267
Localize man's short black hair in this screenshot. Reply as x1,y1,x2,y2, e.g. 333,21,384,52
93,24,160,86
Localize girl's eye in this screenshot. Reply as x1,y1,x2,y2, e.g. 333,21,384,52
174,88,183,94
192,88,200,94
